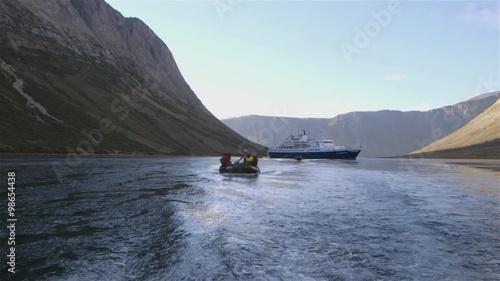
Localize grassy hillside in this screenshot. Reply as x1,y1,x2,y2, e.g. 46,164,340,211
406,139,500,159
406,99,499,159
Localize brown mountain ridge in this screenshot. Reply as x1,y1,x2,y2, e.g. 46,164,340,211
222,92,499,158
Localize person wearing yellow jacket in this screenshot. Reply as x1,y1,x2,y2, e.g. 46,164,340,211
245,153,258,167
237,149,258,166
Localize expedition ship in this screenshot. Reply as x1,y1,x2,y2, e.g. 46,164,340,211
267,130,361,159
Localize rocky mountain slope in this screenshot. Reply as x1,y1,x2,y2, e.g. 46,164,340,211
222,92,499,158
0,0,266,155
407,99,499,159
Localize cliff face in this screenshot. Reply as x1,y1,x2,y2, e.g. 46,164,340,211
0,0,266,155
222,92,499,158
408,99,500,158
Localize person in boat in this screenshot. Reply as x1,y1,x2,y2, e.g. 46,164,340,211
225,152,232,166
220,152,232,167
237,149,250,164
246,152,258,166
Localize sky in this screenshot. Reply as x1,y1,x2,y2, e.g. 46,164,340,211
105,0,499,119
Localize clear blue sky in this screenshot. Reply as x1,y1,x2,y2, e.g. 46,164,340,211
106,0,499,119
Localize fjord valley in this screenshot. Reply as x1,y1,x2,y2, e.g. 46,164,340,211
0,0,497,159
223,92,500,159
0,1,499,280
0,0,265,156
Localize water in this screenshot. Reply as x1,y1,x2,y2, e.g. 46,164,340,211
0,156,499,280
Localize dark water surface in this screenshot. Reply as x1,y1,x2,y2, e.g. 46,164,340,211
0,156,499,280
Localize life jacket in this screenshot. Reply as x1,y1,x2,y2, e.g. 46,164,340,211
246,156,257,166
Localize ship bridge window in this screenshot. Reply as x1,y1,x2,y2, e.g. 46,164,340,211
320,141,335,147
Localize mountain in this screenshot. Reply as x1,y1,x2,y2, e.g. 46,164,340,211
407,99,500,159
0,0,266,155
222,92,499,158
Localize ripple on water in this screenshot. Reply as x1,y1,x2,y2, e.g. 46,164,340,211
1,157,499,280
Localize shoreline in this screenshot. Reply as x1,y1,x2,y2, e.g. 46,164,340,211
443,159,500,173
